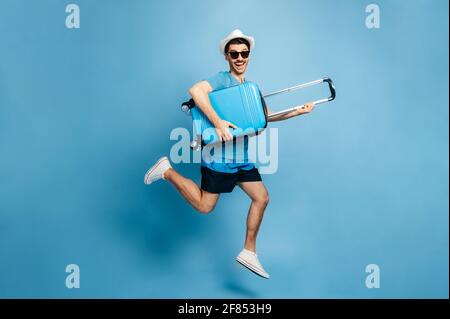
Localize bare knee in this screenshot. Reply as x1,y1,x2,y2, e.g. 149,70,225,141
196,201,216,214
193,190,219,214
254,193,270,207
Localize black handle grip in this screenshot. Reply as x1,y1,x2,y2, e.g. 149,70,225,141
323,78,336,102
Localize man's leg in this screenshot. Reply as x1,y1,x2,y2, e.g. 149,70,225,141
238,181,270,252
164,168,219,214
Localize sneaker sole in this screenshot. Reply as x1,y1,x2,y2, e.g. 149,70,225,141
236,256,270,279
144,156,168,185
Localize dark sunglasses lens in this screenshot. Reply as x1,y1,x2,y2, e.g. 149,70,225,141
241,51,250,58
229,52,239,59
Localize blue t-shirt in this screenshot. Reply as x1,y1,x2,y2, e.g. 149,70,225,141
202,71,255,173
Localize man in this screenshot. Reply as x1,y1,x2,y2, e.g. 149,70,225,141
144,29,315,279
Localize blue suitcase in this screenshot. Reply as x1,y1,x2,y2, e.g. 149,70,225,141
181,78,336,150
183,82,267,148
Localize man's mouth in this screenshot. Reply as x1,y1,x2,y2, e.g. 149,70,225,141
234,61,245,68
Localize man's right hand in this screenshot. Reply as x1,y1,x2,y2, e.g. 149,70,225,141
215,119,237,142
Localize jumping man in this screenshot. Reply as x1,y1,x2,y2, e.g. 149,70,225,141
144,29,315,279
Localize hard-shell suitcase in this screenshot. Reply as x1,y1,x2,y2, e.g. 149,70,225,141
182,77,336,150
185,82,267,147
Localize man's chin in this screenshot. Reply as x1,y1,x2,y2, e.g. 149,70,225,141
233,67,246,75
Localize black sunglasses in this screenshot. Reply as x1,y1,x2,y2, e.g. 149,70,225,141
227,51,250,59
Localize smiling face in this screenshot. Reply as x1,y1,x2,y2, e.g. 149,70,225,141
225,43,250,76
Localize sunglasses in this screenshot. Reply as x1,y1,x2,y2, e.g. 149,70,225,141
227,51,250,59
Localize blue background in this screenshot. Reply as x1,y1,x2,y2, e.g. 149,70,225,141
0,0,448,298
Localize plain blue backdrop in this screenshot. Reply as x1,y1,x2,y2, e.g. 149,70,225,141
0,0,448,298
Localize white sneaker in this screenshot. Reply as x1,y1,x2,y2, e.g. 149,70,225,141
236,249,270,279
144,156,172,185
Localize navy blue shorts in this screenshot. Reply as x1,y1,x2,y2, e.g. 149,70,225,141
201,166,262,194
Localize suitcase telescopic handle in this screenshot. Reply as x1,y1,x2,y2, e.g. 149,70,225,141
266,77,336,120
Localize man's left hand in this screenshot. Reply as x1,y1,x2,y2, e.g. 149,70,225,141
296,102,315,115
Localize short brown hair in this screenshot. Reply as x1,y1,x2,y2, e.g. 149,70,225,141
225,38,250,54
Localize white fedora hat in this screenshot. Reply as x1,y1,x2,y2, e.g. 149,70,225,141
219,29,255,55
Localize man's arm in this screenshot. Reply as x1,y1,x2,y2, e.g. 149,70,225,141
267,102,315,122
189,81,236,141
